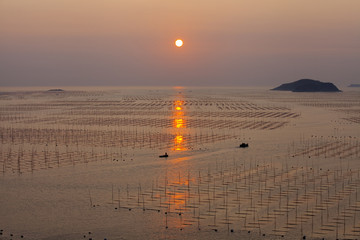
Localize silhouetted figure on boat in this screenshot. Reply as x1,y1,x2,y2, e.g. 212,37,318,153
239,143,249,148
159,152,169,158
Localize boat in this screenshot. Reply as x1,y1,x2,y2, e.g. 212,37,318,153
159,153,169,157
239,143,249,148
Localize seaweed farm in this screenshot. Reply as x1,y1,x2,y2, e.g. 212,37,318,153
0,87,299,174
113,159,360,239
0,87,359,240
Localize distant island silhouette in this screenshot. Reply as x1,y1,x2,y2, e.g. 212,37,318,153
48,89,65,92
348,84,360,88
271,79,341,92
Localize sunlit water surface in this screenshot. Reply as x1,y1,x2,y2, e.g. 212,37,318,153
0,86,359,240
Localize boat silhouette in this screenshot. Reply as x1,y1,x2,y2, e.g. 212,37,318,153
239,143,249,148
159,152,169,158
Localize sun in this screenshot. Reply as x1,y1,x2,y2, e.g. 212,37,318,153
175,39,183,48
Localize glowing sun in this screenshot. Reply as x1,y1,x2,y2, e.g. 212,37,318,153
175,39,183,47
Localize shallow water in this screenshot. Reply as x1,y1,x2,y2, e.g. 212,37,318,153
0,87,359,240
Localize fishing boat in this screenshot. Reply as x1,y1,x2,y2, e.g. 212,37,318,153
159,152,169,158
239,143,249,148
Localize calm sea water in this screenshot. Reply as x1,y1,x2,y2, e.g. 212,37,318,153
0,87,359,239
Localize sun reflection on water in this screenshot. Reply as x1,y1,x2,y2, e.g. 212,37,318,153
174,119,184,129
172,97,187,151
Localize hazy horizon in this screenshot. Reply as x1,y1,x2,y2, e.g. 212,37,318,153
1,0,359,87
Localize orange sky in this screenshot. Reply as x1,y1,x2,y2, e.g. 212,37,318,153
1,0,359,87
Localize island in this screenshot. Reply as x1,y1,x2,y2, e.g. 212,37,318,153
271,79,341,92
348,84,360,88
47,89,65,92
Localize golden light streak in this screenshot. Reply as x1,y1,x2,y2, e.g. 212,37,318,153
172,97,187,151
175,119,184,128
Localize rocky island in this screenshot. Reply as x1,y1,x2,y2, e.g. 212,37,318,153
271,79,341,92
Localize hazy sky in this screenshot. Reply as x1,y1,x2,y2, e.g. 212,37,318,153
1,0,359,87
